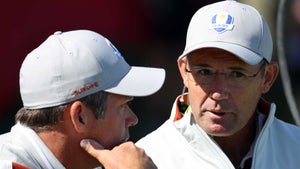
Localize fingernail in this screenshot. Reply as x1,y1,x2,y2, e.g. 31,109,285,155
80,139,89,148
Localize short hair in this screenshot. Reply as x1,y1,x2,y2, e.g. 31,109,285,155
15,91,109,132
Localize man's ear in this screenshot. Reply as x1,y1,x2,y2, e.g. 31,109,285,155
178,58,188,87
261,62,279,93
69,101,89,133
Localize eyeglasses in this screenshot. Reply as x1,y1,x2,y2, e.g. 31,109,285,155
185,61,267,87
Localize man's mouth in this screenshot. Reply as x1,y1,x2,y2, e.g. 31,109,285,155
210,111,226,116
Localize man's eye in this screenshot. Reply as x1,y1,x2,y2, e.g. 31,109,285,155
127,101,132,106
197,69,214,76
121,101,132,109
230,71,246,78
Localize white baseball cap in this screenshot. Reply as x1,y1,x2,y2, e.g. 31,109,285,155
20,30,165,109
178,0,273,65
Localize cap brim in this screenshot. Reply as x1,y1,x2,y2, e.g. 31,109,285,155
105,66,165,96
178,42,264,65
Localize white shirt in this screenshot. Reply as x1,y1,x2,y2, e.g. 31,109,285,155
0,123,65,169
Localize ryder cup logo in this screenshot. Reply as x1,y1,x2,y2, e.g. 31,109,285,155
210,12,234,33
105,38,123,58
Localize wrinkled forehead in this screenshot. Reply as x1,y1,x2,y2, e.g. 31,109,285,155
185,48,247,64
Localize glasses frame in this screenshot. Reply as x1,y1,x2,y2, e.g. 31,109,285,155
184,60,268,84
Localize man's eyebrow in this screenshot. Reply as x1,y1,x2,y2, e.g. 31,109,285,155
190,64,250,72
127,97,134,102
189,63,211,68
227,66,249,72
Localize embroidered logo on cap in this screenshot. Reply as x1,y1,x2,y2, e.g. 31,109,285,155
210,12,234,33
72,82,99,96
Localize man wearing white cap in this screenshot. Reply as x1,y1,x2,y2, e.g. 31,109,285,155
0,30,165,169
136,1,300,169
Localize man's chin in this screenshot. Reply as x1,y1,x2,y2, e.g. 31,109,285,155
109,138,128,149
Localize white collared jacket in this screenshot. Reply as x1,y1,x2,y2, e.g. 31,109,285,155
136,94,300,169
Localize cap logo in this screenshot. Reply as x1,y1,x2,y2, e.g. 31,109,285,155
210,12,234,33
105,38,123,58
72,82,99,96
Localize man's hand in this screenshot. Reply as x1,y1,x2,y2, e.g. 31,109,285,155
80,139,157,169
